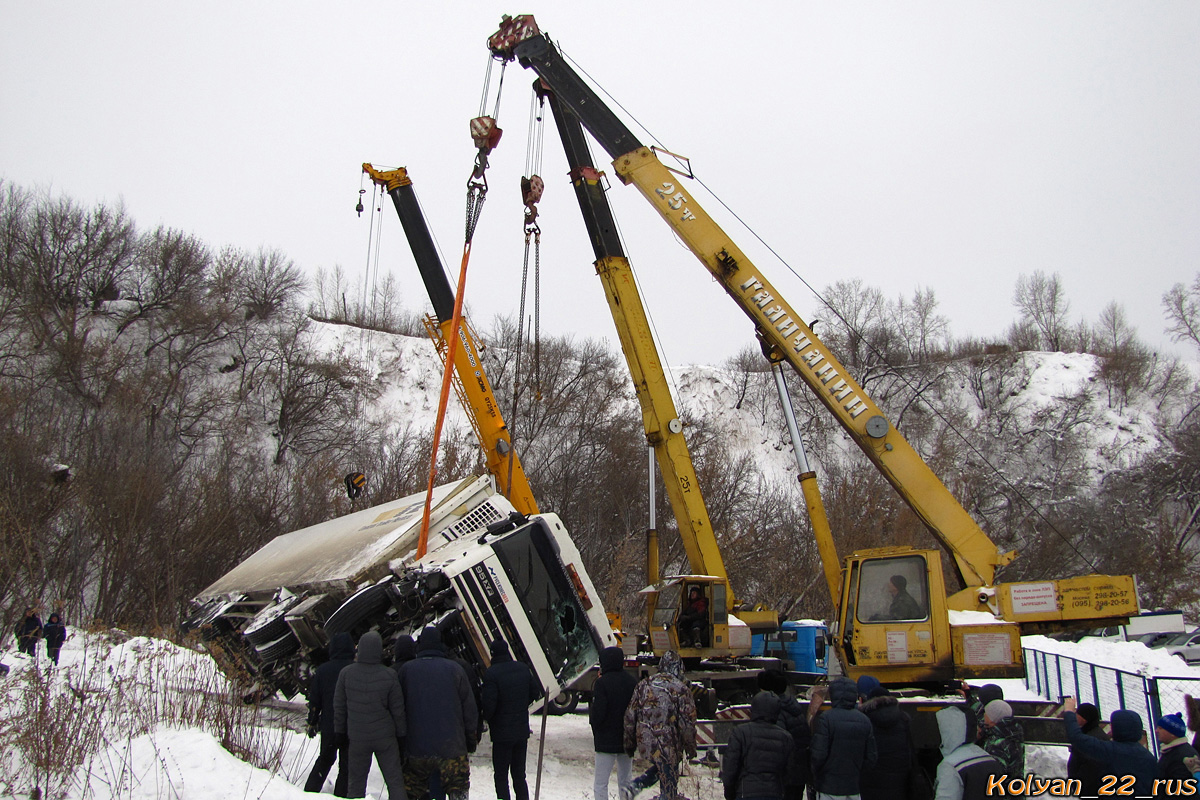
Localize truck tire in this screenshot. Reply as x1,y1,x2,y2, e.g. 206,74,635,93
255,632,300,663
324,582,392,636
244,615,290,647
543,690,579,715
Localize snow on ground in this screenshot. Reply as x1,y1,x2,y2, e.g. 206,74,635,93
81,728,311,800
11,628,1200,796
7,624,1197,798
0,628,721,800
1023,634,1199,677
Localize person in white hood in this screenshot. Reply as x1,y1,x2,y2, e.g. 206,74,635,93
934,706,1003,800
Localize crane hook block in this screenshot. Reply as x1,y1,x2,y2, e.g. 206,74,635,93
521,175,544,208
488,15,541,59
470,116,503,154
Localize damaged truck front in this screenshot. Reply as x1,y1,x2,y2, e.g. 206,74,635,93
186,475,615,702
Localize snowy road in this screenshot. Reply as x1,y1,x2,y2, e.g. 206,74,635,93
288,710,728,800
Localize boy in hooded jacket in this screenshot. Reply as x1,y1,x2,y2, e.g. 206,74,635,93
482,638,541,800
305,631,355,795
934,705,1002,800
43,612,67,665
591,645,638,800
333,631,407,799
720,690,793,800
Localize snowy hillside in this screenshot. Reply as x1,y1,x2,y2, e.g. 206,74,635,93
316,321,1173,505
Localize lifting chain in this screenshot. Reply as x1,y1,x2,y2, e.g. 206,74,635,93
466,115,499,242
466,56,508,242
511,88,546,415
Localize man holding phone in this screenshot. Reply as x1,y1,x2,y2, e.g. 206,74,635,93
1060,696,1156,796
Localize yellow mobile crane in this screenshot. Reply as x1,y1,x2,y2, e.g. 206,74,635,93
490,15,1138,684
362,164,538,516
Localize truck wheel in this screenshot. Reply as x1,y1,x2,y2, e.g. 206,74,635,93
545,691,579,715
244,615,290,646
324,582,392,636
255,632,300,663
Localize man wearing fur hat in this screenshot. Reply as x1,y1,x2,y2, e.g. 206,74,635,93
1154,712,1199,780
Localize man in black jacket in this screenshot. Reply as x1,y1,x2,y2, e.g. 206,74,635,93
397,625,478,800
721,691,793,800
43,612,67,665
591,645,637,800
1066,703,1109,798
482,639,541,800
859,684,914,800
15,607,41,657
333,631,407,799
759,670,811,800
810,677,877,797
305,632,356,795
1061,697,1157,797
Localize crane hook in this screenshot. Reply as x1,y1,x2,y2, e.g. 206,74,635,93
356,189,366,217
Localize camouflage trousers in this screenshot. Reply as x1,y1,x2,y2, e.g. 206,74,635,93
403,754,470,800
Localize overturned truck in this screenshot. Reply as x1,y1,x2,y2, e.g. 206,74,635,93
187,475,615,701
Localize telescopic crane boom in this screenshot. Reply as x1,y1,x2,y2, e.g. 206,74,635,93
538,87,776,658
363,164,538,516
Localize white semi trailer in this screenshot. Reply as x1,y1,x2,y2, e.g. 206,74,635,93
186,475,615,701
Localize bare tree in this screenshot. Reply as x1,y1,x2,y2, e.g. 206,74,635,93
1094,302,1151,411
892,286,949,363
1164,273,1200,353
260,315,370,465
724,345,769,411
1012,271,1071,351
224,246,306,321
818,278,888,370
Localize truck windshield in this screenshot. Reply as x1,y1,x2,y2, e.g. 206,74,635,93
493,522,600,682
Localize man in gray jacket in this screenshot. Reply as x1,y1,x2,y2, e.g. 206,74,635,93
334,631,408,799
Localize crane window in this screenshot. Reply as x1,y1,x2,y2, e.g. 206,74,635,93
652,583,683,628
856,556,928,623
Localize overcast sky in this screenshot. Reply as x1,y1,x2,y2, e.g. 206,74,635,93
3,2,1197,368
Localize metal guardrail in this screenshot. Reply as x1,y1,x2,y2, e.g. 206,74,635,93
1023,646,1200,757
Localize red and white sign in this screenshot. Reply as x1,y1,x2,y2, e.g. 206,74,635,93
1010,582,1058,614
962,632,1013,665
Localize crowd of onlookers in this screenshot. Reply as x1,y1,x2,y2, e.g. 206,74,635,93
302,636,1200,800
